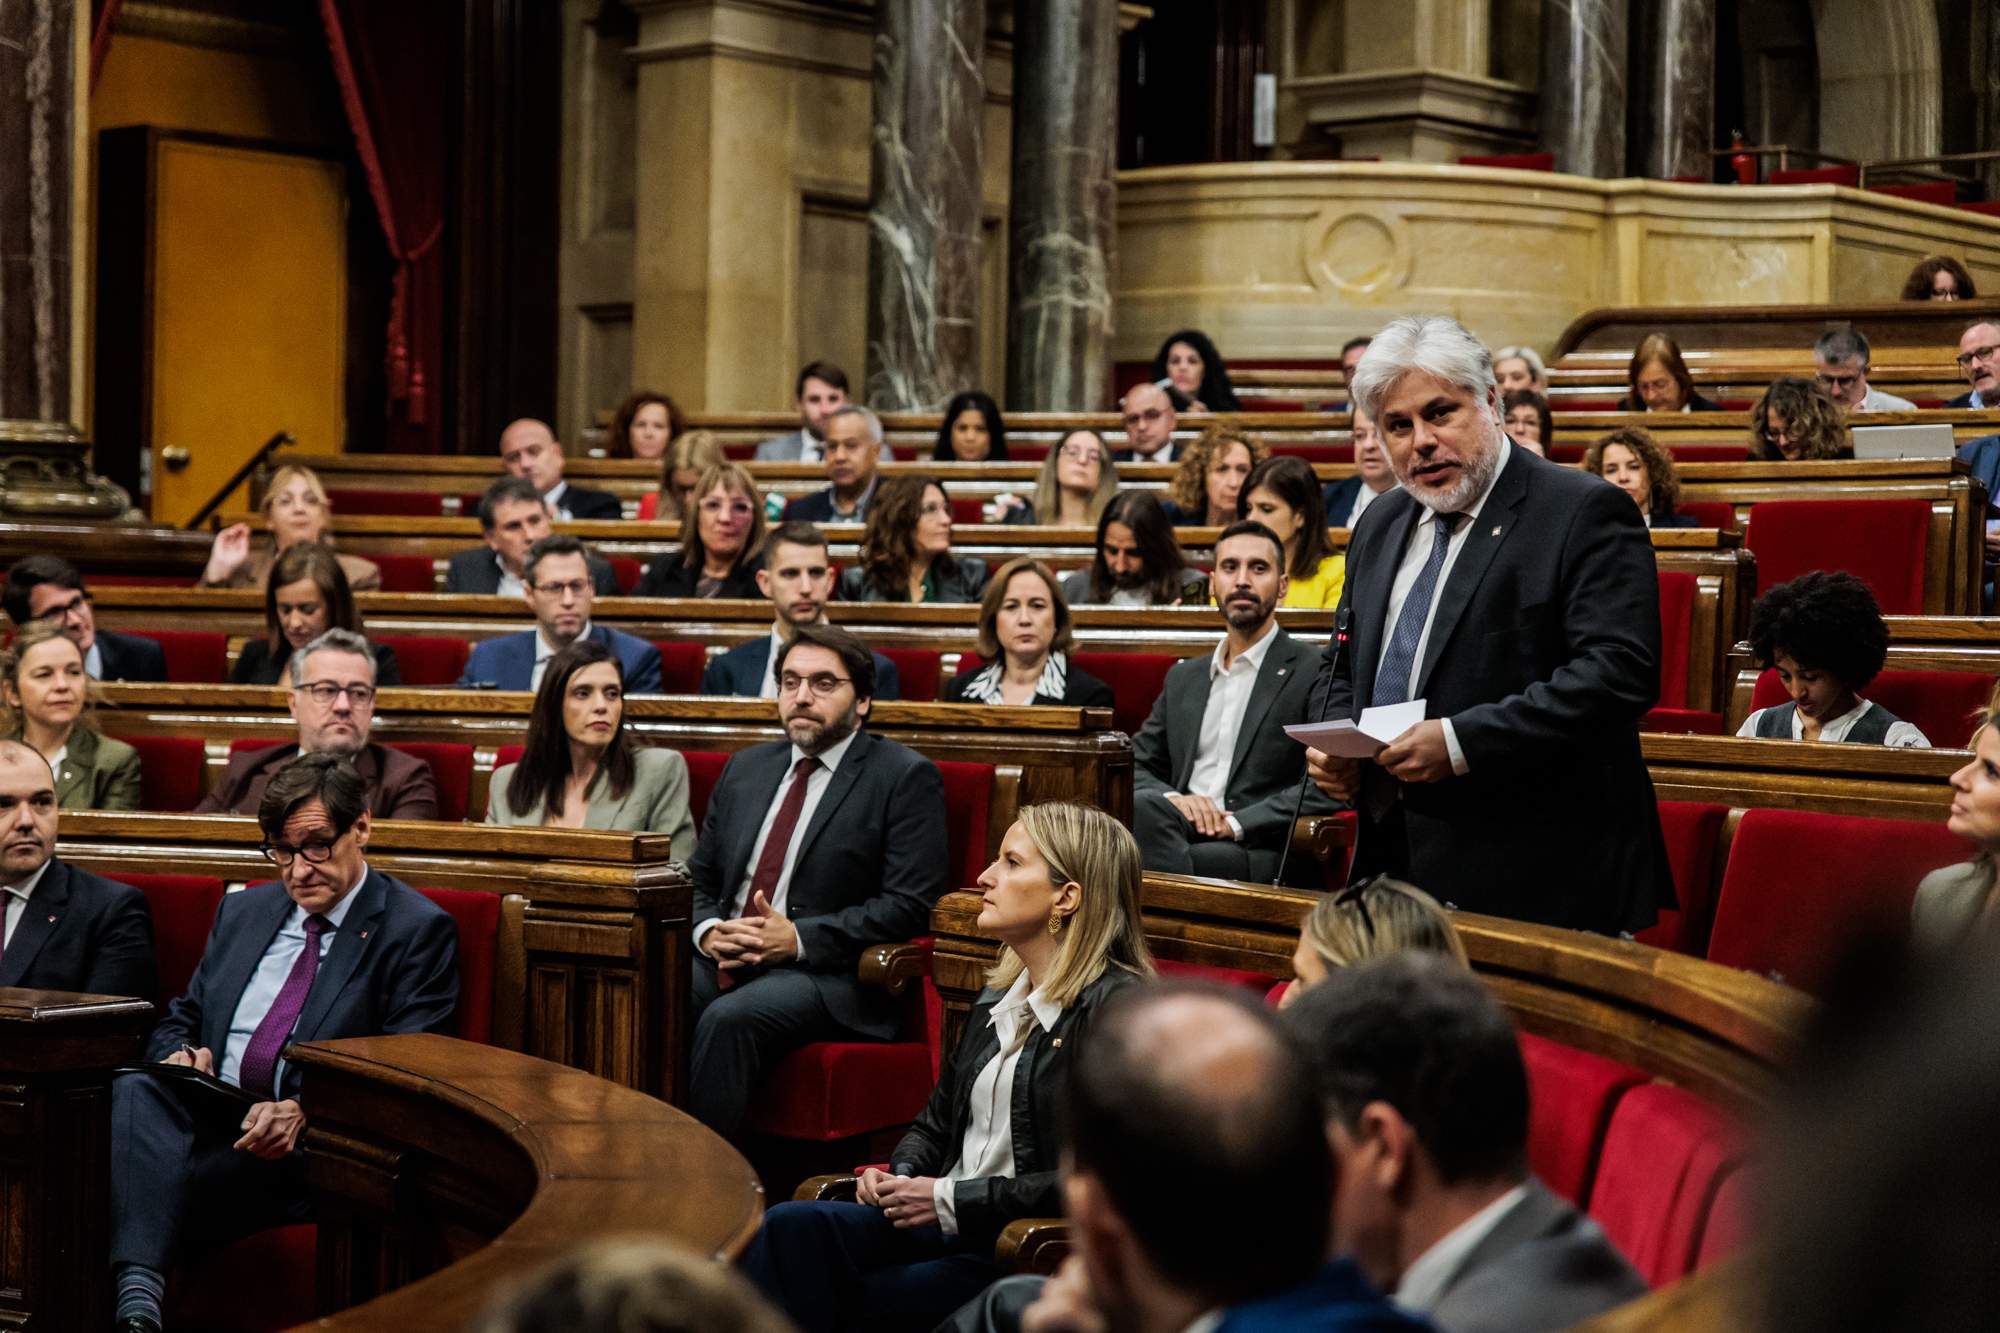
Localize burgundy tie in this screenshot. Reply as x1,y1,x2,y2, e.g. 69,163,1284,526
237,914,327,1099
718,756,820,990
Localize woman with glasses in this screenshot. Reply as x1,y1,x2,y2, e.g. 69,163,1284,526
487,640,696,840
635,461,766,598
1902,256,1977,301
838,475,990,604
1748,377,1851,461
638,428,725,521
741,801,1155,1332
1277,876,1466,1008
945,558,1114,708
200,464,382,592
0,624,141,811
1501,389,1554,459
988,430,1119,527
231,544,403,686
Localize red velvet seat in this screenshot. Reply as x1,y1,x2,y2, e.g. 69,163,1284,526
1267,443,1349,462
1869,181,1956,206
383,741,474,822
122,629,227,684
1663,445,1749,464
950,497,987,525
1069,651,1182,737
1769,165,1859,187
110,734,210,811
1155,957,1277,991
369,553,438,593
325,487,442,517
1706,809,1964,993
1675,500,1737,528
1747,666,1995,748
1641,708,1724,735
375,634,470,687
1745,499,1931,614
1457,150,1555,172
879,647,943,702
637,491,661,520
102,872,226,1004
1655,571,1695,710
1587,1082,1741,1286
609,556,643,594
682,749,728,825
650,640,708,693
88,574,193,587
1518,1032,1648,1206
415,886,500,1042
1637,802,1729,956
1693,1164,1750,1270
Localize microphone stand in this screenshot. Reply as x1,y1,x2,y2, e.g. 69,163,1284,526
1272,606,1351,891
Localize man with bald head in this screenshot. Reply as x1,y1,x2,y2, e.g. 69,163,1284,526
1115,382,1180,464
0,740,155,999
499,418,623,520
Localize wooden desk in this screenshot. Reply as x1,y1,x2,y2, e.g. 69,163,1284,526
0,988,155,1331
1724,616,2000,728
53,814,695,1103
1642,731,1962,824
291,1033,763,1325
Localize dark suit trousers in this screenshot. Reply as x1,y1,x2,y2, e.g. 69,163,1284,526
1135,791,1281,882
937,1273,1044,1333
109,1072,311,1270
688,955,873,1135
739,1199,996,1333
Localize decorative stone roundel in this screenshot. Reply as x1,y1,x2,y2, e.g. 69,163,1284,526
1306,210,1405,295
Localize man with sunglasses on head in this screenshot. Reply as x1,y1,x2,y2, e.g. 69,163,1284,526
196,628,440,819
107,752,459,1333
1,555,166,681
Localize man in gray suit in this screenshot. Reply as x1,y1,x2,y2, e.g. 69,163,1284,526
1288,954,1647,1332
1132,520,1334,883
754,360,850,461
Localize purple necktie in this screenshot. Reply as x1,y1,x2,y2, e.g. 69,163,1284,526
237,914,328,1099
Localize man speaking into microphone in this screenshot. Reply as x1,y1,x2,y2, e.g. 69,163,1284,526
1306,316,1672,934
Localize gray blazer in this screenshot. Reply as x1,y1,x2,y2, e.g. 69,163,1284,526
1428,1180,1647,1333
1912,860,1994,950
754,429,813,461
486,746,697,855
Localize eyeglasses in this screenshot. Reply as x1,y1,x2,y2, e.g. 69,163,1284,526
33,591,90,622
296,680,375,706
261,838,339,868
778,671,852,697
532,579,591,598
1058,443,1102,463
1816,371,1863,391
1956,344,2000,369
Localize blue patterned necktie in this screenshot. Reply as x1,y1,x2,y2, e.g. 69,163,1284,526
1372,512,1462,706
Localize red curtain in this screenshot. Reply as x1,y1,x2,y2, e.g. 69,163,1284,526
89,0,124,88
318,0,452,453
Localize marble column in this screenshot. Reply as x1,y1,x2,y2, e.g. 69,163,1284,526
0,0,75,423
1539,0,1630,178
1006,0,1118,412
1632,0,1715,180
865,0,988,412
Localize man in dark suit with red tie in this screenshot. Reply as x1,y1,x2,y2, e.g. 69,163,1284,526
107,754,459,1333
1306,316,1672,935
685,621,949,1136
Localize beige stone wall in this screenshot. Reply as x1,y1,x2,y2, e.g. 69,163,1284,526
1113,163,2000,362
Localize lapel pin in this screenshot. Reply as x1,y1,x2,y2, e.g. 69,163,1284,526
358,930,370,940
1052,1037,1063,1050
1491,525,1502,537
47,914,56,923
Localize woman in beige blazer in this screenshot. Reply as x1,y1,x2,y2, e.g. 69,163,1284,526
1,625,141,811
1915,685,2000,946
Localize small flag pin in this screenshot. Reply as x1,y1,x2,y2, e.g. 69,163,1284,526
1491,525,1502,536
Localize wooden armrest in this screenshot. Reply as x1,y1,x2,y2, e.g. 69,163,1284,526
857,939,934,996
795,1173,859,1203
995,1217,1070,1275
1290,813,1352,863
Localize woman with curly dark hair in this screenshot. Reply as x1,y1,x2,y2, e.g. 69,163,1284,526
1737,571,1928,746
607,390,682,460
1902,255,1977,301
836,474,991,603
1583,427,1695,528
1163,424,1264,527
1749,377,1851,461
931,391,1008,462
1150,329,1242,413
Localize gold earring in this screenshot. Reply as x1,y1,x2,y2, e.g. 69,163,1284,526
1047,913,1065,937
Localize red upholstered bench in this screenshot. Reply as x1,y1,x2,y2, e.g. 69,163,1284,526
383,741,475,822
100,872,226,1005
1155,957,1279,992
1746,666,1995,748
1769,165,1859,187
1638,802,1730,956
110,734,210,812
1458,150,1555,171
369,553,438,593
1587,1082,1741,1286
609,557,643,594
650,640,709,694
878,647,943,702
1070,651,1181,737
1675,500,1737,528
122,629,227,684
326,487,442,517
1518,1032,1648,1206
376,634,470,687
1745,499,1931,615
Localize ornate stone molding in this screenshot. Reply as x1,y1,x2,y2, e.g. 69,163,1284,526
0,422,133,521
1288,67,1536,159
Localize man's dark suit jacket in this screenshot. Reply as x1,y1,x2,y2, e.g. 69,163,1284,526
1324,443,1672,934
457,623,664,692
1322,475,1365,528
442,548,619,596
145,868,458,1100
701,635,903,701
552,483,624,520
95,628,167,682
1132,626,1335,850
1428,1180,1647,1333
688,731,948,1039
1949,390,1981,409
0,856,156,999
782,485,873,524
194,742,441,821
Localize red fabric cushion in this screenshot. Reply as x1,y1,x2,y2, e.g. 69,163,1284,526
1769,165,1859,187
1637,802,1728,956
370,553,438,593
1749,666,1995,748
878,647,942,702
1655,571,1695,710
1746,499,1931,614
1694,1164,1750,1270
1961,200,2000,217
1667,445,1751,465
1267,443,1349,463
227,738,281,757
1552,396,1623,413
651,641,708,694
495,743,524,769
382,741,472,822
609,557,644,594
1519,1032,1649,1206
638,491,660,520
1588,1083,1741,1286
416,886,500,1043
168,1222,317,1331
123,629,226,684
109,734,209,811
103,872,225,1004
1069,652,1181,738
1457,151,1555,171
1154,958,1278,991
1870,181,1956,206
376,634,469,686
1012,442,1049,463
1641,708,1724,735
683,749,728,828
326,487,442,516
937,761,994,888
88,574,193,587
1707,809,1964,992
1675,500,1738,528
950,497,987,525
747,1040,936,1141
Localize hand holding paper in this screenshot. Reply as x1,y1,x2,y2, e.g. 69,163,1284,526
1285,700,1428,759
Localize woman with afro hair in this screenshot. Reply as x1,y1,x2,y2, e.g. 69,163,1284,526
1736,571,1930,746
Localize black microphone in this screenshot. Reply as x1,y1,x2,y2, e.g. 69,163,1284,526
1273,607,1353,891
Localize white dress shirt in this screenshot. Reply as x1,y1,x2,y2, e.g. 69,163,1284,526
220,866,365,1091
758,627,788,700
491,552,527,598
1394,1183,1530,1312
1347,480,1390,528
1736,698,1931,748
1859,386,1916,412
1167,619,1280,841
692,729,860,956
1,859,54,949
531,622,589,692
83,641,104,679
798,430,825,464
1376,445,1512,776
543,481,571,519
931,971,1061,1234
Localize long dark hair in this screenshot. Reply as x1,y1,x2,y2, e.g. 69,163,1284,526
857,474,947,598
932,391,1008,461
505,639,637,818
264,543,357,656
1090,490,1190,603
1240,455,1332,580
1151,329,1242,412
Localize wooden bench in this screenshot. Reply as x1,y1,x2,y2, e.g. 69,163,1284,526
1553,298,2000,363
1723,616,2000,736
1642,732,1960,824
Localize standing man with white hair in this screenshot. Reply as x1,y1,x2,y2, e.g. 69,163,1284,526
1304,316,1672,935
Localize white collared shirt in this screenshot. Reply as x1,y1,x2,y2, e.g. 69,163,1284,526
931,971,1061,1234
1736,698,1931,748
1394,1183,1530,1313
83,641,104,680
1347,479,1391,527
758,627,788,700
1166,620,1280,841
958,654,1068,705
1377,445,1512,776
798,430,825,464
1,859,55,948
220,865,366,1090
1858,386,1916,412
543,481,570,518
492,552,526,598
532,622,590,692
692,729,862,957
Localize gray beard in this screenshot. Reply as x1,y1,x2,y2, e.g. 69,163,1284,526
1405,436,1503,515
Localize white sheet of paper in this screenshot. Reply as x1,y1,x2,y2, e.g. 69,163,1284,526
1285,700,1428,758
